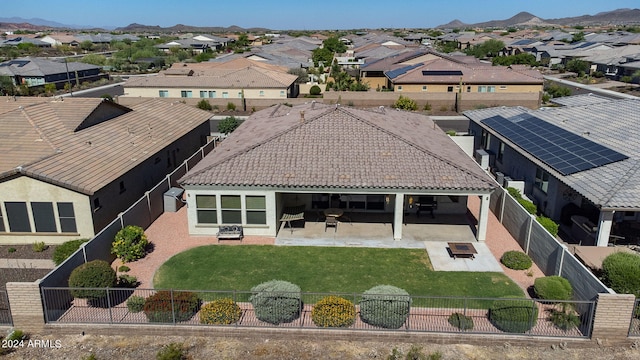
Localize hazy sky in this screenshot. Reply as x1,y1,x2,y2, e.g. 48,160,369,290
4,0,638,30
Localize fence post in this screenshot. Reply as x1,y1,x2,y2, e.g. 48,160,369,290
525,214,535,254
145,191,151,213
106,288,113,324
170,289,176,325
557,244,568,276
499,189,506,223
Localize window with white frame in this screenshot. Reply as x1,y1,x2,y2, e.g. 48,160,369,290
221,195,242,224
159,90,169,98
199,91,207,98
397,85,403,91
497,141,505,162
180,90,192,98
280,90,285,97
535,167,550,193
209,91,216,98
196,195,217,224
478,86,487,93
259,90,265,97
421,85,427,91
222,92,229,98
245,196,266,224
487,86,496,92
2,201,77,233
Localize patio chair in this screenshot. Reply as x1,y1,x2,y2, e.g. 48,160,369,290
325,216,338,232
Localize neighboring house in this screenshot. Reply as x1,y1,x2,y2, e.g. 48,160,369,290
384,58,543,94
0,37,51,48
465,95,640,247
122,59,299,99
0,97,212,244
0,57,101,89
40,33,139,48
179,102,497,241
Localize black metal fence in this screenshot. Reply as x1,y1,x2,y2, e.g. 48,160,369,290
629,298,640,336
41,287,595,338
0,290,12,326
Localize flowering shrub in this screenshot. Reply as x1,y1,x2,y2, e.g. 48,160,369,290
199,298,242,325
249,280,301,325
311,296,356,328
359,285,411,329
143,291,200,323
111,225,149,263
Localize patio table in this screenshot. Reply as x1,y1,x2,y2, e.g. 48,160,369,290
447,242,477,259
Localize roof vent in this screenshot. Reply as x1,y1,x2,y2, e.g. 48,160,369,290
299,110,305,122
379,106,385,113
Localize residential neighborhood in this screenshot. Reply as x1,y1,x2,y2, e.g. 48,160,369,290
1,4,640,358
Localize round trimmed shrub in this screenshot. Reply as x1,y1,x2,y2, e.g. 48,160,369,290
489,299,538,333
111,225,149,263
359,285,411,329
68,260,117,300
309,85,321,96
199,298,242,325
311,295,356,328
126,295,145,313
448,312,474,330
500,251,532,270
249,280,301,325
52,238,89,265
143,290,200,323
533,276,573,301
602,252,640,297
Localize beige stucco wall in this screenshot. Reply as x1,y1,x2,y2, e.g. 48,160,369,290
394,84,542,93
0,176,94,244
184,187,278,237
123,87,288,99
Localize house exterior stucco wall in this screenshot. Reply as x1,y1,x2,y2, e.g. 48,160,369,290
0,176,94,244
123,87,289,99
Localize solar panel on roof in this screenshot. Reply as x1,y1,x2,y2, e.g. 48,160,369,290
481,115,628,176
421,70,463,76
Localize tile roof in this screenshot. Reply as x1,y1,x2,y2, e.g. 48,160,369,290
387,58,543,85
550,93,613,107
180,102,495,192
0,57,99,77
0,98,212,195
464,99,640,210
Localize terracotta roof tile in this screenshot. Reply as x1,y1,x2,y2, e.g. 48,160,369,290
181,103,495,192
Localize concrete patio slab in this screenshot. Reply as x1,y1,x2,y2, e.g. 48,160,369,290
424,241,503,272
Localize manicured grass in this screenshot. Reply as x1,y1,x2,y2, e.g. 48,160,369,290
153,245,524,302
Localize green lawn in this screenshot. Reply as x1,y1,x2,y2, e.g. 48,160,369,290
153,245,524,302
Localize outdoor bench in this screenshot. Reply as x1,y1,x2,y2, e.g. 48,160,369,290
216,225,243,241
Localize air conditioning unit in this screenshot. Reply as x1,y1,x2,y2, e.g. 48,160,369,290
495,172,505,186
474,149,495,171
504,177,525,194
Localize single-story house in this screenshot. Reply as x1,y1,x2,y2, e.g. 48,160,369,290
123,59,299,99
179,102,497,241
0,97,212,244
465,96,640,247
0,57,102,89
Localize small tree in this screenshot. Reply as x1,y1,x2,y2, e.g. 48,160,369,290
392,95,418,111
218,116,240,135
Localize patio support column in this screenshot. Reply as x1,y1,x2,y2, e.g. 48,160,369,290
476,194,490,241
393,193,404,240
596,210,614,247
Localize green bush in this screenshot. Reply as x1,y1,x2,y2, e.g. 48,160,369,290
311,295,356,328
111,225,149,263
602,252,640,297
489,298,538,333
500,251,532,270
32,241,48,252
249,280,301,325
217,116,240,135
226,102,236,111
126,295,145,313
196,99,212,111
536,216,559,236
156,342,186,360
118,274,138,288
53,239,89,265
359,285,411,329
68,260,117,299
143,291,200,323
448,312,474,330
7,247,16,253
392,95,417,111
309,85,321,95
506,187,521,199
534,276,573,301
118,265,130,272
199,298,242,325
518,198,537,214
549,308,580,330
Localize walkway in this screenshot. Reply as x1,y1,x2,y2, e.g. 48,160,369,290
0,258,55,269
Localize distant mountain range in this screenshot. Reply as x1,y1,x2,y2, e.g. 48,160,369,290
2,8,640,33
437,8,640,29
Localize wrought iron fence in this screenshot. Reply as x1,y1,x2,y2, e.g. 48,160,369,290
41,287,595,338
629,298,640,337
0,290,12,326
